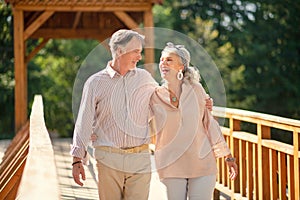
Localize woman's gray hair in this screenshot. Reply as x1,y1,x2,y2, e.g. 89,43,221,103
162,42,200,83
109,29,145,59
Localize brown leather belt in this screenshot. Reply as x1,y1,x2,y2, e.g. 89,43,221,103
96,144,149,154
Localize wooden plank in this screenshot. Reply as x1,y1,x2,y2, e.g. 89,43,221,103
72,11,82,29
239,140,246,197
23,11,54,40
221,126,230,136
31,28,114,39
257,124,271,200
0,132,29,180
253,144,259,200
1,121,29,162
143,11,155,76
246,141,253,199
262,139,295,156
213,106,300,128
293,130,299,200
13,4,152,12
13,9,27,132
232,131,258,144
287,155,295,200
278,152,287,200
0,157,27,199
269,149,278,200
0,123,29,199
113,11,139,29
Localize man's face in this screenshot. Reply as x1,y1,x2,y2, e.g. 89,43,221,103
119,37,143,70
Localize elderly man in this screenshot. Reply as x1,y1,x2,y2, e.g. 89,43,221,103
71,29,158,200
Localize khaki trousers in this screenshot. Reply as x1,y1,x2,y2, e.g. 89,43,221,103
95,148,151,200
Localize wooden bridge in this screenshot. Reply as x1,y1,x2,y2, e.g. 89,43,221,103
0,95,299,200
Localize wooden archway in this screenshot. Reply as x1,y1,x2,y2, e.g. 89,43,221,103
6,0,162,131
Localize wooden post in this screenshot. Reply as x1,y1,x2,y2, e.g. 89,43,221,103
257,124,271,200
293,130,299,200
143,10,155,76
14,9,27,132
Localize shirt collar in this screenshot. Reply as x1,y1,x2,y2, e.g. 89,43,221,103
106,61,137,78
106,61,117,78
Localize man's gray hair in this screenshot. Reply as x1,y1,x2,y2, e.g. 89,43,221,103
109,29,145,59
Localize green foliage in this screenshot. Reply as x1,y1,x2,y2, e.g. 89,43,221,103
0,3,14,138
29,39,99,137
153,0,300,120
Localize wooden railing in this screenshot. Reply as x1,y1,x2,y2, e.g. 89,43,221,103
0,121,29,199
16,95,60,199
212,106,300,200
0,95,60,199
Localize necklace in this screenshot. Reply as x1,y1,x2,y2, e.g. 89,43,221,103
166,88,178,103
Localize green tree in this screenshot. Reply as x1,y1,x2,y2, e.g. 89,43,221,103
30,39,99,137
0,3,14,138
154,0,300,119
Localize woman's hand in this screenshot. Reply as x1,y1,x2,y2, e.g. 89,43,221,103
225,157,238,180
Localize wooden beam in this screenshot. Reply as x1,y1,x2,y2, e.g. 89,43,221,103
257,125,271,200
24,11,54,41
293,130,299,200
13,4,152,12
143,10,155,76
72,12,82,29
25,38,49,64
31,28,115,39
14,9,27,132
113,11,139,29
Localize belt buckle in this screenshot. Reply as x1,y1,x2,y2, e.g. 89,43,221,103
121,147,135,153
126,148,135,153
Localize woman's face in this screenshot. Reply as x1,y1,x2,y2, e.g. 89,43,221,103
159,51,184,81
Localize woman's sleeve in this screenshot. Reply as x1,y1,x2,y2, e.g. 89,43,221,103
194,82,231,158
203,109,231,158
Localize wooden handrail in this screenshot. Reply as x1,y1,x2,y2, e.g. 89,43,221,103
212,106,300,200
0,121,29,199
16,95,60,199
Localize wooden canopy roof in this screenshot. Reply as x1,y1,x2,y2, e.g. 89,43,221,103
6,0,161,131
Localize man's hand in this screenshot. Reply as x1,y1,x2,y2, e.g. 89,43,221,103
205,96,214,111
72,158,86,186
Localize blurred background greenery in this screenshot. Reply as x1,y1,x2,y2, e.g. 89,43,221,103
0,0,299,141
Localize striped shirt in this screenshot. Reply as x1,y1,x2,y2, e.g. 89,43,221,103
70,62,158,159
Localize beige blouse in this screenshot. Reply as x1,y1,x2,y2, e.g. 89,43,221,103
150,80,231,180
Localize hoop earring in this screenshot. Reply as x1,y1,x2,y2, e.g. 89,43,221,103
177,69,183,80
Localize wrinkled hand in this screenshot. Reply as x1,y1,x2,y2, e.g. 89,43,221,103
72,161,86,186
205,96,214,111
227,161,238,180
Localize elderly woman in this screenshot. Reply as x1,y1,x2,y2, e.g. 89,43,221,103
150,42,238,200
